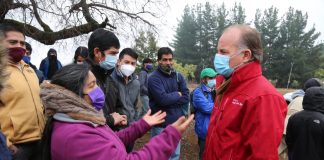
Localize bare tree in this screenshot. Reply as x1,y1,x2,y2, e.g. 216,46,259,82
0,0,168,45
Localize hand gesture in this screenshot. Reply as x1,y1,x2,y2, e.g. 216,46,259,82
171,114,194,134
111,112,127,126
9,144,18,155
142,109,166,127
120,115,127,125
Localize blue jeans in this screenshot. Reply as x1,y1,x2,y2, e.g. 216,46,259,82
151,127,181,160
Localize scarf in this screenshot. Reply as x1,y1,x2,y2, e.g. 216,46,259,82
0,44,8,93
215,78,232,105
40,83,106,125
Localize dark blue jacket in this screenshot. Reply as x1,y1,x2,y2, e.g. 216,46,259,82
27,62,45,84
148,66,189,127
192,84,214,139
0,130,11,160
39,57,62,79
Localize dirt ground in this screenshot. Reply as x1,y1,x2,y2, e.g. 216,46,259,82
134,84,294,160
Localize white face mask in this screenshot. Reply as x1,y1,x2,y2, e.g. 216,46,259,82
120,64,135,77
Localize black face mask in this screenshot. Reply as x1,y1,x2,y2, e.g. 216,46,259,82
49,55,57,61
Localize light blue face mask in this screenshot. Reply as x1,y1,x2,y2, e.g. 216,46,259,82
207,79,216,88
214,54,233,78
99,55,117,70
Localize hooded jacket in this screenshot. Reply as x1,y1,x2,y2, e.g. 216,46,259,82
204,61,287,160
286,87,324,160
0,61,45,147
192,84,214,139
39,49,63,79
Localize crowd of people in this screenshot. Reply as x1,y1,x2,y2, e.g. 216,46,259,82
0,23,323,160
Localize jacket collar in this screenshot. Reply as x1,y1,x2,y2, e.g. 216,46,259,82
112,68,136,83
8,60,31,70
200,83,212,92
157,65,176,77
54,113,99,127
229,61,262,88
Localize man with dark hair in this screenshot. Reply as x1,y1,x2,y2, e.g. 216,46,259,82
148,47,189,160
204,24,287,159
39,48,63,80
86,28,127,130
136,57,153,120
23,42,45,83
111,48,140,152
0,24,45,160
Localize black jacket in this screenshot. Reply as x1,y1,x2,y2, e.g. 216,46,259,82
286,87,324,160
85,59,123,130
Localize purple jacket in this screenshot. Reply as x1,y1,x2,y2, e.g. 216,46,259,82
51,114,181,160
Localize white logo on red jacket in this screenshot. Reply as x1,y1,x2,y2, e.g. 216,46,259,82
232,98,243,106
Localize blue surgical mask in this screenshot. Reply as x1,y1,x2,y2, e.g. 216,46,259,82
214,54,233,78
22,56,31,64
99,55,117,70
146,64,153,71
207,79,216,88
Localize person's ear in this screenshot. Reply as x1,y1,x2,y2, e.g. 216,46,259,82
93,48,104,62
94,48,101,57
117,59,121,66
242,49,253,63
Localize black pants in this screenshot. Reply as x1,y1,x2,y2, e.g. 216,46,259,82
13,140,41,160
198,138,206,160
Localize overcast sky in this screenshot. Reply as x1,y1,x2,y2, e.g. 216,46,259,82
27,0,324,67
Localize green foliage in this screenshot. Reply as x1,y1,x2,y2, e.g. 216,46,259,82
133,30,159,63
230,2,246,24
256,7,323,87
173,60,197,80
173,2,323,87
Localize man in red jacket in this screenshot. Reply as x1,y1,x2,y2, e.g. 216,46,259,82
204,24,287,160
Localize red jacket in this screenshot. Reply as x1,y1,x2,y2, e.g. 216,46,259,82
204,61,287,160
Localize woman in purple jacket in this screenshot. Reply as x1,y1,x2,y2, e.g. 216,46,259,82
40,64,194,160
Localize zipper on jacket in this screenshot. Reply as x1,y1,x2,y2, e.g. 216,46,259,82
21,66,42,134
219,98,229,120
204,95,225,157
229,149,233,160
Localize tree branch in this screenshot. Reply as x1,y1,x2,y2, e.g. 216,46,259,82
10,2,30,10
88,3,155,26
3,18,110,45
30,0,53,32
